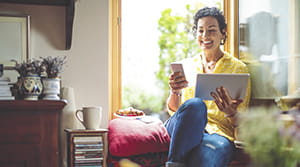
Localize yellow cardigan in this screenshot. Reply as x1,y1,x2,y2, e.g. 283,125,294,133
169,52,251,141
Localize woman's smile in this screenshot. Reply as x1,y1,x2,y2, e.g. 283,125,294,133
201,40,214,48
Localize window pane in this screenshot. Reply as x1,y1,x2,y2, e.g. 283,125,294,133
122,0,223,120
239,0,300,99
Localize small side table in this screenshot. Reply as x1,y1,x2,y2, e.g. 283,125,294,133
65,129,109,167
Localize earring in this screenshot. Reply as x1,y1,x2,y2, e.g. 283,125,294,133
220,38,225,45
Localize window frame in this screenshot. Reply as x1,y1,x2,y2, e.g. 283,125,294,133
109,0,122,120
288,0,299,94
108,0,238,120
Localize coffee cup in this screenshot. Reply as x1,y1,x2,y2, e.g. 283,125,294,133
75,106,102,130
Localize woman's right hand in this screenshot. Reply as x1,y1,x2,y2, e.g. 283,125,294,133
167,72,188,112
168,72,188,93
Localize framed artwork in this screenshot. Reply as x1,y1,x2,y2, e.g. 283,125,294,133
0,14,30,68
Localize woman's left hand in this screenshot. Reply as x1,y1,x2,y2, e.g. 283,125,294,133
210,86,243,116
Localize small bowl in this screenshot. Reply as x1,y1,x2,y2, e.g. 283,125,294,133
114,113,145,120
114,107,145,119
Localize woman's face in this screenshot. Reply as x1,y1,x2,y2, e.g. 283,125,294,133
196,16,225,51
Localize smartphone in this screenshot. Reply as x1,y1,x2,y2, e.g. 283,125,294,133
170,62,188,87
171,62,185,74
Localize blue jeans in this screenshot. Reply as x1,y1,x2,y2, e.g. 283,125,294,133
164,98,235,167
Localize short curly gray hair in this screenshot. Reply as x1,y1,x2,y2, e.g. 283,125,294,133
192,7,227,44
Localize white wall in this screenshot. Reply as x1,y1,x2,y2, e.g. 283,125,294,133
0,0,109,128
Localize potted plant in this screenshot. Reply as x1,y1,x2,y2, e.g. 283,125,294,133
13,59,43,100
40,56,67,100
40,56,67,79
238,106,300,167
13,59,43,77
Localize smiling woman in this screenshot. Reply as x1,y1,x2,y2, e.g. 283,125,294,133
120,0,223,119
109,0,227,120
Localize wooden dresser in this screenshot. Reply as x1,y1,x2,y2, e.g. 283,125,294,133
0,100,66,167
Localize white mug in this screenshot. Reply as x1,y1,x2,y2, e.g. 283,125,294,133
76,106,102,130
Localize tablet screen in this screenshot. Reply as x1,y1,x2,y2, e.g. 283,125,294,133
194,73,249,100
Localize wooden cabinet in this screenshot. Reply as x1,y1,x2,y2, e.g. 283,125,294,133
65,129,108,167
0,100,66,167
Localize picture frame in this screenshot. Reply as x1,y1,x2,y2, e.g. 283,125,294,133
0,14,30,68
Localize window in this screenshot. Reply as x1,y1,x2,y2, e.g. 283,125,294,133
109,0,236,119
238,0,300,101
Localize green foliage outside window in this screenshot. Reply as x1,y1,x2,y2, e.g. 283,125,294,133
156,4,203,99
123,3,221,114
122,85,164,115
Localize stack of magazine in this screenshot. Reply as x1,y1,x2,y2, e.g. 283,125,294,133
0,77,14,100
74,136,104,167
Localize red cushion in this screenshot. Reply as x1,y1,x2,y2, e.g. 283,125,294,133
108,118,170,157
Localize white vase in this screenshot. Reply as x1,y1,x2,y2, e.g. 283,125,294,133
42,78,61,100
60,87,78,167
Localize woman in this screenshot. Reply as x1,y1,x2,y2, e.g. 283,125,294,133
165,7,251,167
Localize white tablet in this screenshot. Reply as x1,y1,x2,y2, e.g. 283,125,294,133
195,73,249,100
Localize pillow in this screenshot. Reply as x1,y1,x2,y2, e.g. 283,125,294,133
108,117,170,157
